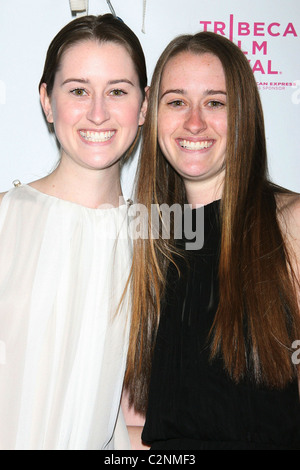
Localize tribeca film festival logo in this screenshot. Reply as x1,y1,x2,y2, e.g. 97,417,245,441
199,13,299,97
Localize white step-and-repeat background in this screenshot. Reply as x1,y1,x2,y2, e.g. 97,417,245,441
0,0,299,198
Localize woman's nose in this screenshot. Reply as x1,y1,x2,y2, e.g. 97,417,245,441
183,107,207,134
86,96,110,125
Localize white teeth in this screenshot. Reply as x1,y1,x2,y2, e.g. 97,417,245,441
79,130,115,142
179,139,213,150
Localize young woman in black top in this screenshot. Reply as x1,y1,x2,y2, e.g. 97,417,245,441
125,31,300,450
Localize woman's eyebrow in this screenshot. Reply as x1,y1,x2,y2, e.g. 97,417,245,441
61,78,135,86
160,88,227,99
108,79,135,86
204,89,227,96
160,88,185,99
61,78,90,85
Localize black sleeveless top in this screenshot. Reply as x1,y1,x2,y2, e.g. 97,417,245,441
142,200,300,450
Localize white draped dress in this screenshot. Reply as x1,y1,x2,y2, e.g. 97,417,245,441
0,184,132,450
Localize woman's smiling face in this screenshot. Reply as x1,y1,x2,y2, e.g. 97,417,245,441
40,40,147,172
157,51,227,199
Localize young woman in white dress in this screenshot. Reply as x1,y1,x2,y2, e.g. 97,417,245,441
0,14,147,450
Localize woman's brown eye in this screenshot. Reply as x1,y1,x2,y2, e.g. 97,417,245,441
110,89,126,96
71,88,86,96
169,100,184,107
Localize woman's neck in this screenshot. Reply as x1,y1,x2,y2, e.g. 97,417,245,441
29,160,124,209
184,177,224,207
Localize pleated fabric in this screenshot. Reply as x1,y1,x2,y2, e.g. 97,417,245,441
0,185,132,450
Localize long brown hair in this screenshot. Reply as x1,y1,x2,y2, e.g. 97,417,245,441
125,31,300,413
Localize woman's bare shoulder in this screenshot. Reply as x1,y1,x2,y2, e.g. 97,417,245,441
276,191,300,211
276,191,300,223
276,191,300,257
0,192,7,205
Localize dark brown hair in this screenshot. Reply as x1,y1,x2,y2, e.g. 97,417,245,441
125,31,300,413
39,14,147,97
39,13,147,157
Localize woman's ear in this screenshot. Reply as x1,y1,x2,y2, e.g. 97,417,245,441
138,86,149,126
40,83,53,123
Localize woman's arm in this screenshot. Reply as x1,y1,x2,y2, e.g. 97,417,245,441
279,193,300,303
121,391,150,450
278,192,300,396
126,426,148,450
